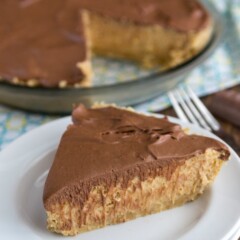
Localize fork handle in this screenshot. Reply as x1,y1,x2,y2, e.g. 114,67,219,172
214,129,240,156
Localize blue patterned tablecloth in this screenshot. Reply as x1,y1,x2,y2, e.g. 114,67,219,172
1,0,240,149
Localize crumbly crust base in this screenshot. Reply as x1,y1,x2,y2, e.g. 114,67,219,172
2,59,92,88
46,149,224,236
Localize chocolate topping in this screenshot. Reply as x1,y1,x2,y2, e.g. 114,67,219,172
80,0,210,32
43,106,229,209
0,0,210,87
0,0,86,87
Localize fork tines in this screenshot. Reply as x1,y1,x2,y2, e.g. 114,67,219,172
168,86,220,131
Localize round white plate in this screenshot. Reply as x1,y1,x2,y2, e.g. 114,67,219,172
0,114,240,240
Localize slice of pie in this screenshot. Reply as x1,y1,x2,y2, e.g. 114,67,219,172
0,0,212,88
43,105,229,236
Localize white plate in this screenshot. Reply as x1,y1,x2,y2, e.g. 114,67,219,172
0,114,240,240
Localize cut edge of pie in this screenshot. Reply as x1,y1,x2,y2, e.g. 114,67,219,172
87,11,213,69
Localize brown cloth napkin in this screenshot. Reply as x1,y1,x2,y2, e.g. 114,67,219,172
208,90,240,128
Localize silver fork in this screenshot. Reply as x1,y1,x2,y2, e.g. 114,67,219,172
168,86,240,155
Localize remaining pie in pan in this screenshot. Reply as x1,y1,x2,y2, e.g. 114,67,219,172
43,104,229,236
0,0,213,88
